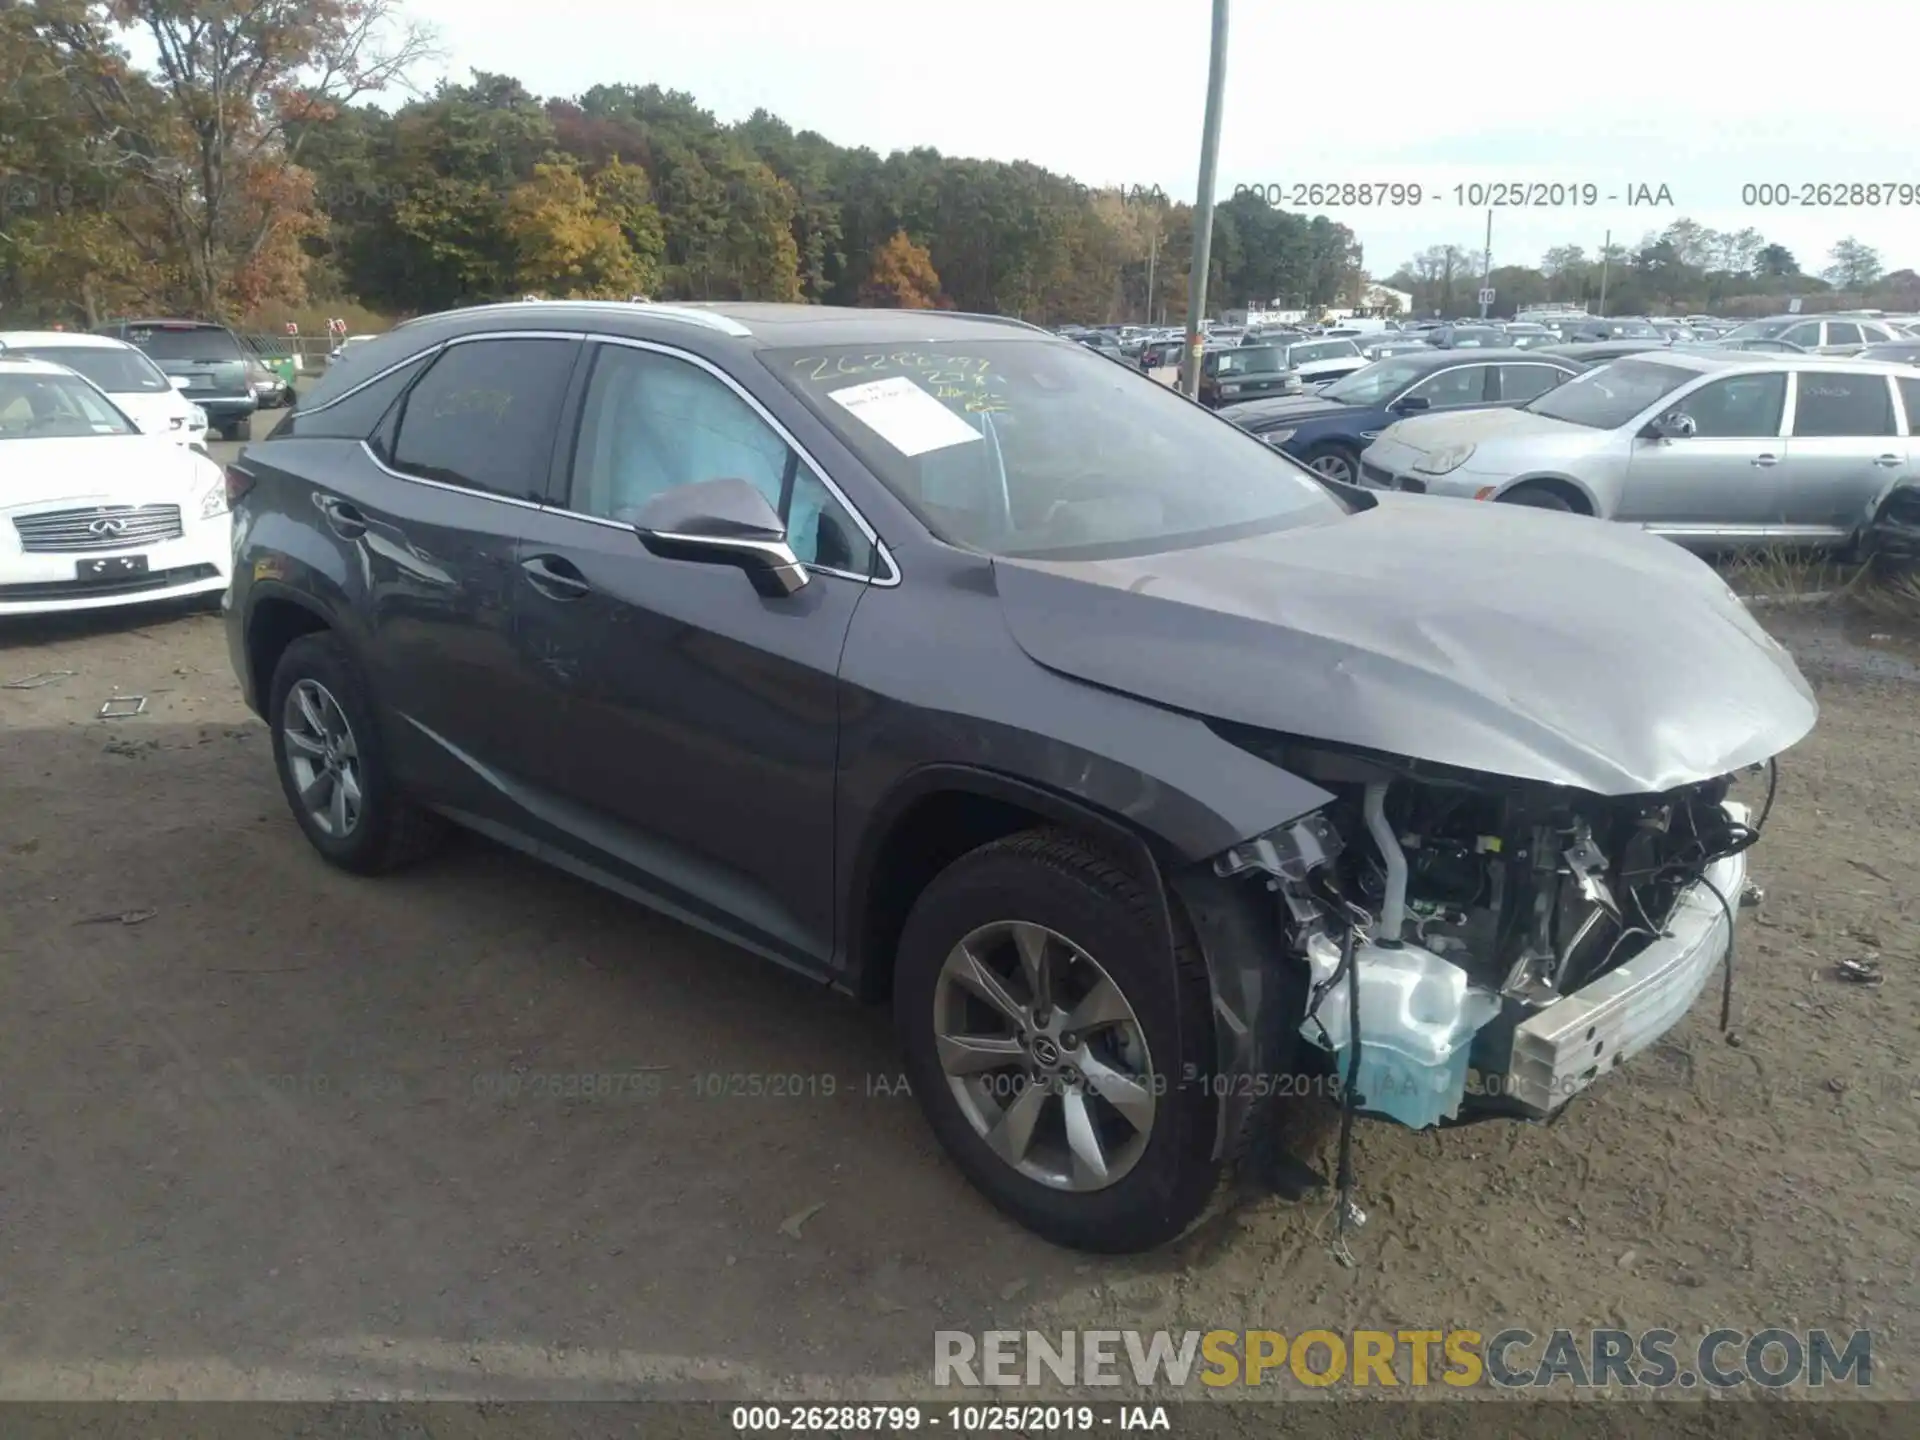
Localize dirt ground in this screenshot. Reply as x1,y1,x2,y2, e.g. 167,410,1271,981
1,550,1914,1400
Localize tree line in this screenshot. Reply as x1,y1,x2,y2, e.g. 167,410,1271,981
1386,223,1913,320
0,3,1911,330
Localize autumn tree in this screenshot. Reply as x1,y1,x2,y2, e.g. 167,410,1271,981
502,161,654,298
26,0,438,317
859,229,945,308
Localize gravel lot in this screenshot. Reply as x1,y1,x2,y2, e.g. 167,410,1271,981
2,423,1914,1400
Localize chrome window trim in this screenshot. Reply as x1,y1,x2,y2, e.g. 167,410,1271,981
392,301,754,338
348,332,897,588
564,333,900,587
296,347,442,415
298,328,582,417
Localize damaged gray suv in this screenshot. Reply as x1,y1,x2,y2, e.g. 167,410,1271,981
224,302,1817,1253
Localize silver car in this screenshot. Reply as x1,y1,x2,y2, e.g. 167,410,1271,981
1719,315,1904,357
1359,352,1920,551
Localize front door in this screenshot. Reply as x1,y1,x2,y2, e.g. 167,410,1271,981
1619,371,1788,537
511,339,883,975
1774,369,1904,537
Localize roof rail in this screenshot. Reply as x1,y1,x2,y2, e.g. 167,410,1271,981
942,311,1058,336
391,299,751,338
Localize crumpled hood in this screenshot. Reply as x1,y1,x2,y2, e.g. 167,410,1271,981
992,496,1817,795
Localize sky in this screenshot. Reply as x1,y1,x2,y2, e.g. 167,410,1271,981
396,0,1918,282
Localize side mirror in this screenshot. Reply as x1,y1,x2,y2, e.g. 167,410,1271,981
1392,394,1430,413
630,478,810,598
170,376,191,391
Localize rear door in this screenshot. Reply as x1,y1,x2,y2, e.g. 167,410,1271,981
1776,368,1903,537
329,333,582,820
1618,370,1788,535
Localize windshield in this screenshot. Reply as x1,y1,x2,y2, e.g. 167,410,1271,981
763,341,1343,558
126,325,244,361
12,345,170,393
1524,358,1697,429
1215,346,1289,375
1719,318,1796,342
0,371,139,438
1322,356,1435,405
1447,330,1501,347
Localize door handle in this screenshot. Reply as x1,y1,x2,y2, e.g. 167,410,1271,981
520,554,591,600
1874,454,1902,467
317,496,367,539
1751,454,1778,467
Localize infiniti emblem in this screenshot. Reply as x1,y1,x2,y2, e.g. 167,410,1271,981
88,517,129,536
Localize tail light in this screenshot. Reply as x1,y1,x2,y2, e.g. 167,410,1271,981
225,465,256,508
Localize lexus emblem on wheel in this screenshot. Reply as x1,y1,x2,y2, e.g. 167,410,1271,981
88,517,129,536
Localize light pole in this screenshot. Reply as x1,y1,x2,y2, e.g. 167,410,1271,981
1179,0,1230,398
1479,209,1493,319
1598,228,1612,317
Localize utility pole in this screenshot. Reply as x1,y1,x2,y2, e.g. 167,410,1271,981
1146,224,1158,326
1478,209,1493,319
1598,228,1611,317
1179,0,1230,398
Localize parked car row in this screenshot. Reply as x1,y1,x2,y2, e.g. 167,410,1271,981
1274,349,1920,555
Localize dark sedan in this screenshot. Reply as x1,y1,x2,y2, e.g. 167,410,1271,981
1215,348,1586,484
1426,324,1507,349
1533,339,1673,365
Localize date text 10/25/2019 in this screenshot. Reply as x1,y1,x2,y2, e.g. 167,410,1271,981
1232,181,1675,209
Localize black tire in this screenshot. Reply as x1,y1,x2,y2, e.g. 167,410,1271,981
220,419,248,442
1500,485,1575,511
893,828,1221,1253
1304,442,1361,486
267,632,446,874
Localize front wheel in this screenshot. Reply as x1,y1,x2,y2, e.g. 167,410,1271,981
1305,443,1361,486
893,830,1222,1252
1499,485,1574,511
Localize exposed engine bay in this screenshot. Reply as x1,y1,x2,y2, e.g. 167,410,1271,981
1205,729,1772,1264
1211,728,1770,1125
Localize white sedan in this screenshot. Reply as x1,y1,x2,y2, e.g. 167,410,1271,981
0,331,210,448
0,356,232,617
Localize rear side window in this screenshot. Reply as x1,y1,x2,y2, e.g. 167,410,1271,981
124,325,243,361
1495,364,1567,403
1824,322,1862,347
1792,371,1895,438
388,338,579,499
277,353,431,442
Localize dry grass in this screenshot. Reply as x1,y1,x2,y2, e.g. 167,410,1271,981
1713,544,1859,600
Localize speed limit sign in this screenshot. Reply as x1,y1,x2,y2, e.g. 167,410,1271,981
1478,287,1496,306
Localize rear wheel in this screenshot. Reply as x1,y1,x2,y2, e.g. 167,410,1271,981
267,633,446,874
893,829,1221,1253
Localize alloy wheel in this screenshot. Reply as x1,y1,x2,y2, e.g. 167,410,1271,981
1310,452,1355,484
282,678,363,838
932,920,1157,1192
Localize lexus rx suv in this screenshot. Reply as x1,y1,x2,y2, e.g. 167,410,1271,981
224,301,1813,1252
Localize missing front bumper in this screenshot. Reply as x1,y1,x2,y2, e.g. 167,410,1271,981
1500,804,1749,1117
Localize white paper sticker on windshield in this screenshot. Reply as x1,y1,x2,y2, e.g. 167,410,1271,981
827,374,983,457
